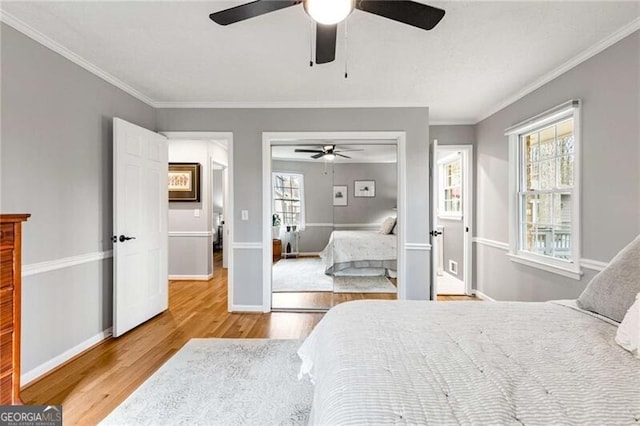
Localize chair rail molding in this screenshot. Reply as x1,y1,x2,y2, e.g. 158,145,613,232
22,250,113,277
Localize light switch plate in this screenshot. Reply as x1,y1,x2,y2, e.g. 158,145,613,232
241,210,249,221
194,209,200,217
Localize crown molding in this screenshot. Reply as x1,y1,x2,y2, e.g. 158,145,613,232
153,100,430,109
0,10,156,107
475,17,640,124
2,9,637,123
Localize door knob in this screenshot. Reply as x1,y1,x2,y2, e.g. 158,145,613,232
430,230,442,237
119,235,136,242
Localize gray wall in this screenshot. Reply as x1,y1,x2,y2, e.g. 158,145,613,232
430,125,476,145
156,107,431,303
474,30,640,301
333,162,397,225
1,24,156,375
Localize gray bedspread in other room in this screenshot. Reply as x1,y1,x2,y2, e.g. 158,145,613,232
298,300,640,425
320,231,397,274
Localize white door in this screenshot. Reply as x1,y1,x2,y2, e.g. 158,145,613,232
113,118,168,337
429,139,440,300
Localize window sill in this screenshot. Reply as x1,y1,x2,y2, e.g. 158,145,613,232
506,253,583,280
438,215,462,221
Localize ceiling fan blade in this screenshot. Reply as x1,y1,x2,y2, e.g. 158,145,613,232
311,153,326,159
335,149,364,152
335,153,352,159
356,0,445,31
316,23,337,64
294,149,324,153
209,0,300,25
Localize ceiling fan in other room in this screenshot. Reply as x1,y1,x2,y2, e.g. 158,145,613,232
209,0,445,65
294,145,363,160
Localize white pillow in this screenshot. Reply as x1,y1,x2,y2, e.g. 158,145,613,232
615,293,640,358
379,217,396,234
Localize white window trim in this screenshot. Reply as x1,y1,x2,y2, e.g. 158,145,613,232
272,171,306,230
505,99,582,280
437,156,463,220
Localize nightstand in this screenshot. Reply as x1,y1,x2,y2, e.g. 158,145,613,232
272,239,282,262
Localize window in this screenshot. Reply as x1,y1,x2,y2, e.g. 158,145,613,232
272,172,305,229
439,156,462,218
506,100,581,279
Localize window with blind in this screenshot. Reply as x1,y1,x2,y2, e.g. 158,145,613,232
272,172,305,229
506,100,581,279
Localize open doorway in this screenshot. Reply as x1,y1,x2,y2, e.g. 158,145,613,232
268,142,399,311
431,143,473,297
262,132,407,312
162,132,233,297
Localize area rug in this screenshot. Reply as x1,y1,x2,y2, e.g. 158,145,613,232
100,339,312,426
333,275,397,293
272,258,333,292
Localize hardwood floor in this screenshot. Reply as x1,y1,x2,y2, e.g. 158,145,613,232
21,251,479,425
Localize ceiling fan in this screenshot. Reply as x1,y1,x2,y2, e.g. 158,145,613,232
294,144,363,160
209,0,446,64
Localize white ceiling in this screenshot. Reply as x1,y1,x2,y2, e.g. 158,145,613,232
2,1,639,123
272,141,397,162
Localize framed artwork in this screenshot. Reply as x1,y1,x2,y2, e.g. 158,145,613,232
333,185,348,206
168,163,201,202
354,180,375,197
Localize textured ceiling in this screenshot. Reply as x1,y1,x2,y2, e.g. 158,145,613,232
1,1,639,123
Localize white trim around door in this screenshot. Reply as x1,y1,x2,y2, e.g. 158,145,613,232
262,131,407,312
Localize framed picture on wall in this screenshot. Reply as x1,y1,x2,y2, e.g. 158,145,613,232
333,185,348,206
168,163,201,202
354,180,375,197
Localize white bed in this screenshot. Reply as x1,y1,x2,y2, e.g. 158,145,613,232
319,230,397,276
298,300,640,425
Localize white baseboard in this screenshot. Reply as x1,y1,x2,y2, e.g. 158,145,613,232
228,304,265,313
169,273,214,281
297,252,320,256
21,327,112,387
474,290,496,302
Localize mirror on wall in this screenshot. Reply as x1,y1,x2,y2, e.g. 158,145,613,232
270,141,398,312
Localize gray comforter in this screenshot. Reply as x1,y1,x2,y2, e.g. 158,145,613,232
319,231,397,274
298,300,640,425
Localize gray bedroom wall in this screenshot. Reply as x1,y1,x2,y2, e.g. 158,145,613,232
156,107,431,303
474,30,640,301
333,162,397,225
430,125,476,145
1,24,156,376
168,140,213,278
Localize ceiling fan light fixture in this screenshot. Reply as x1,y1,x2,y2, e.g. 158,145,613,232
304,0,354,25
324,153,336,161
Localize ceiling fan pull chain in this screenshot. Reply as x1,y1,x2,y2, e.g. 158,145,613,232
344,20,348,78
309,20,313,67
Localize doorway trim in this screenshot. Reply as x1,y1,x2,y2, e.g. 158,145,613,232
161,132,234,311
432,144,473,297
262,131,407,312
